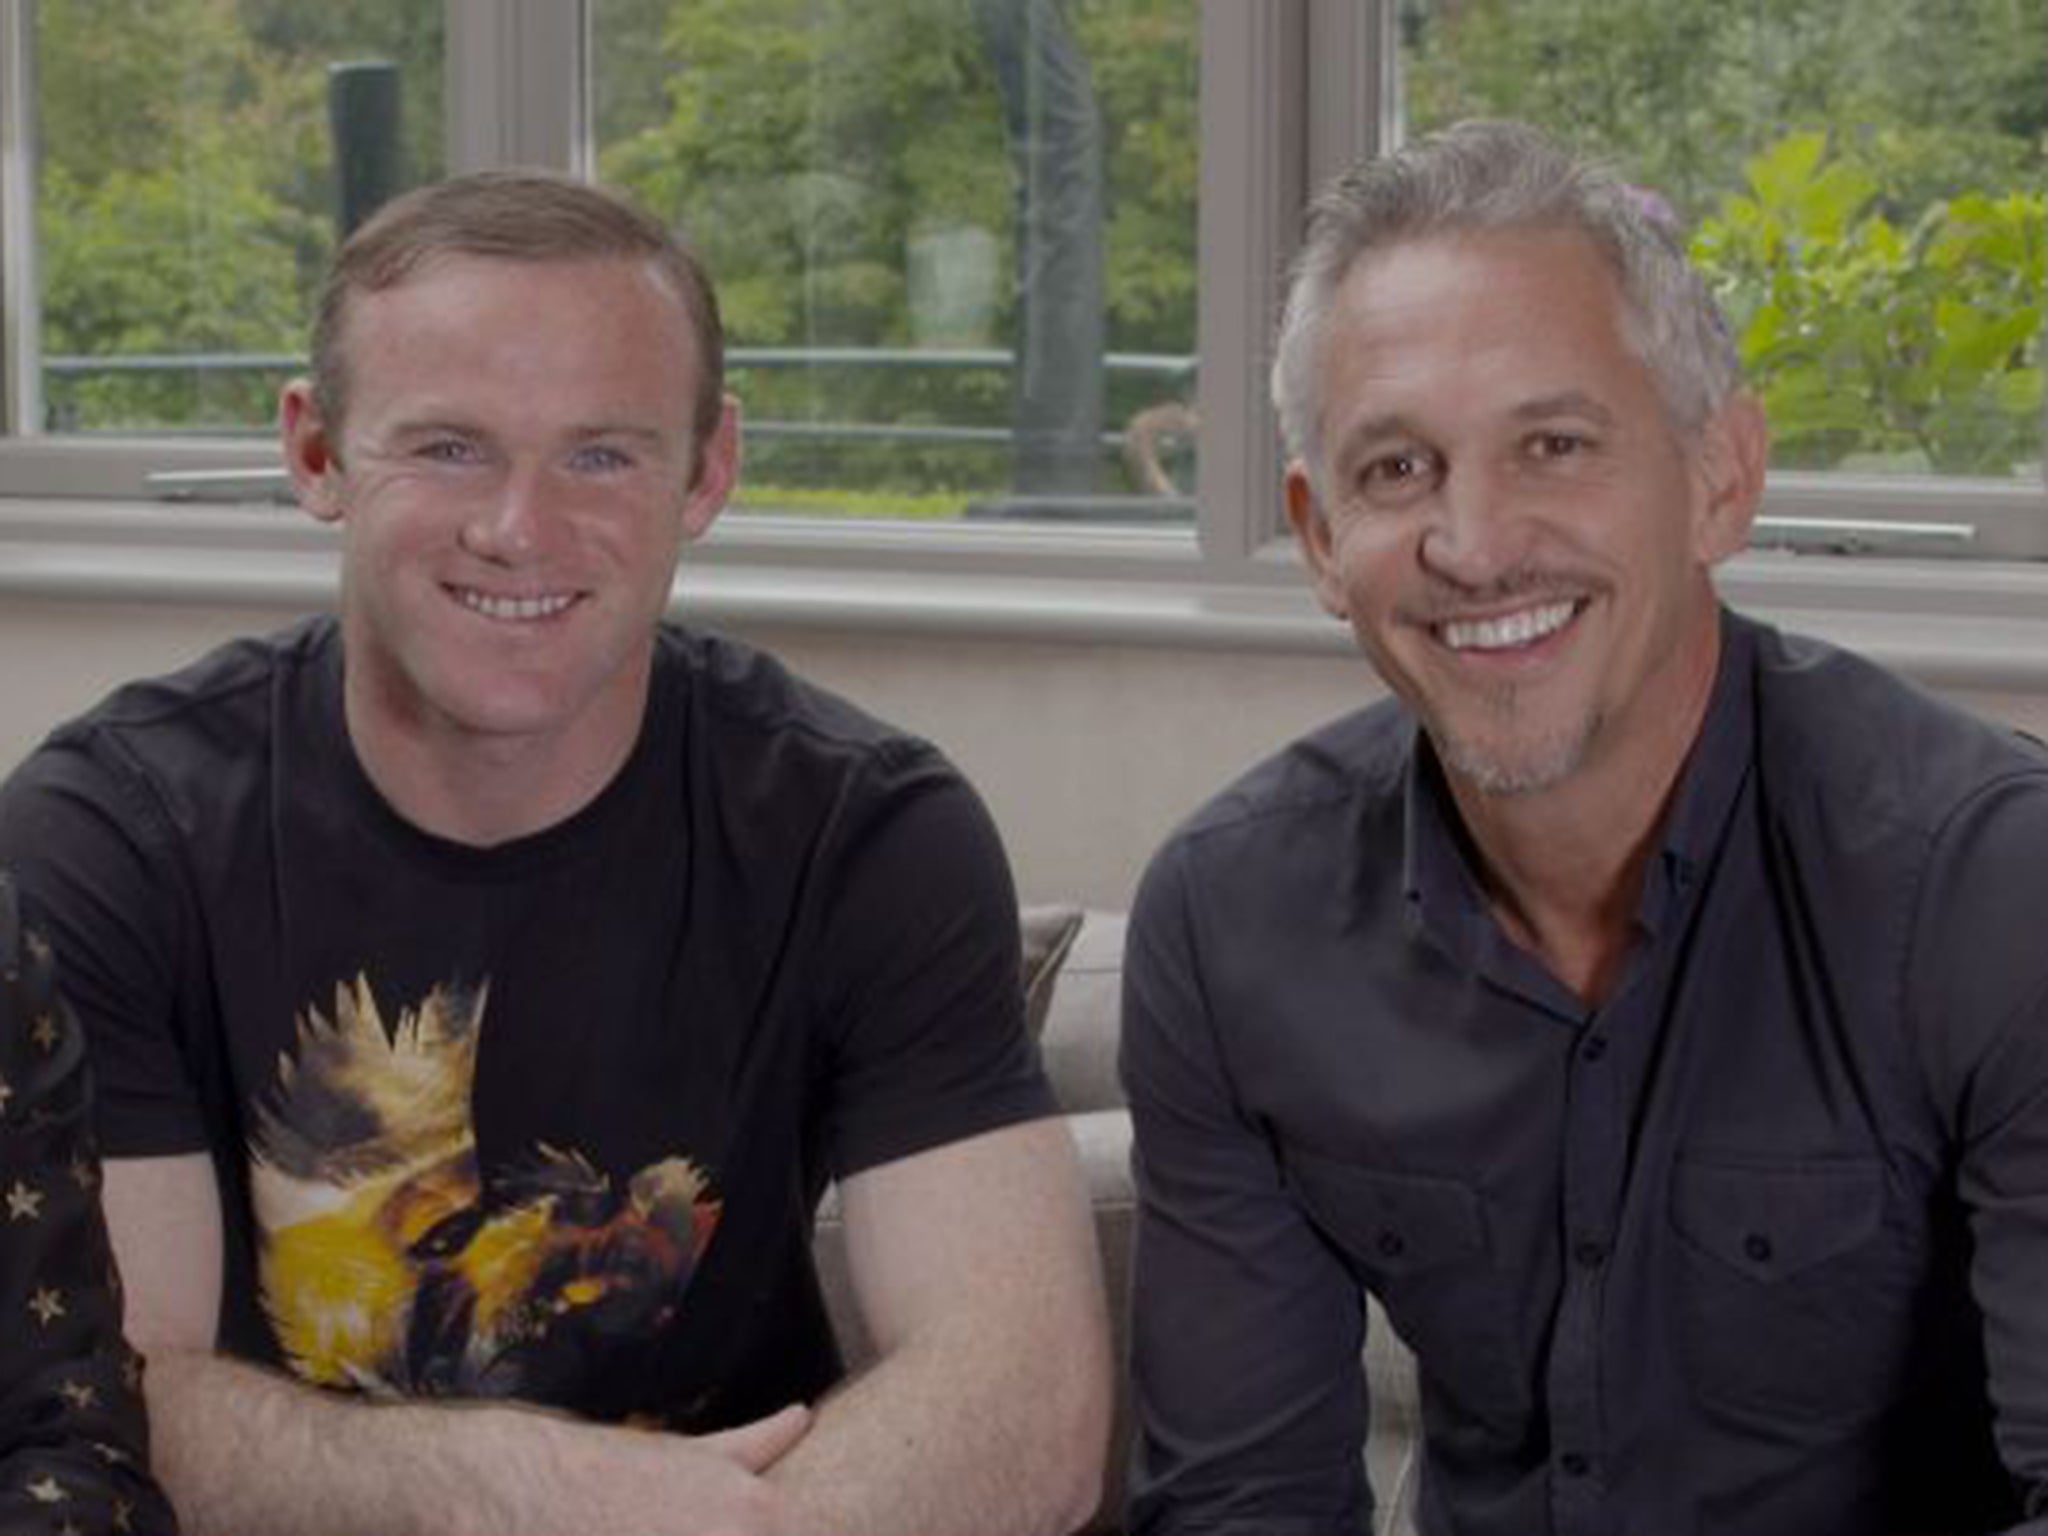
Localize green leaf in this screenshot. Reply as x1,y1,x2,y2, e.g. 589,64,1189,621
1929,300,2040,380
1795,161,1879,241
1744,130,1828,208
1994,367,2044,417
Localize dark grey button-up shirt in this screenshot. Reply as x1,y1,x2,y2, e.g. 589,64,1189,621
1123,613,2048,1536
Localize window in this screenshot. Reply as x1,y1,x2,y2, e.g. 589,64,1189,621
593,0,1200,526
1,0,2044,580
0,0,445,500
28,2,443,437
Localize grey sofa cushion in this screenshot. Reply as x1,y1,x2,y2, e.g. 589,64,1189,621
1021,903,1087,1040
1035,909,1125,1113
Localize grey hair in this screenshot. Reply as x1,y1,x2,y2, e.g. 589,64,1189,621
1270,119,1740,477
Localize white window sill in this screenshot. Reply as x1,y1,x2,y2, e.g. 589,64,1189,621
1,497,2045,695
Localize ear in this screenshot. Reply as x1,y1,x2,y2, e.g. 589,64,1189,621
1688,390,1768,565
677,394,741,543
279,379,346,524
1284,460,1349,620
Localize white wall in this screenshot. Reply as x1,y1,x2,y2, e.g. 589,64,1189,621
4,593,2045,909
741,623,1387,906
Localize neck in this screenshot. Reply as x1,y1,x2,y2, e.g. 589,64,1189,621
1447,616,1724,1007
1453,781,1665,1005
343,678,649,850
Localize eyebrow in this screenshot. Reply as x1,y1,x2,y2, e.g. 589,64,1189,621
1329,413,1423,466
384,417,479,440
570,423,673,447
1325,390,1622,468
383,419,674,447
1509,391,1618,426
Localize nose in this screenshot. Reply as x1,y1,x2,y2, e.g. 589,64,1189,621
459,463,550,563
1417,464,1529,590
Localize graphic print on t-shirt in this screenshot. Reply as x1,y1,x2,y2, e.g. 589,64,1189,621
249,974,720,1397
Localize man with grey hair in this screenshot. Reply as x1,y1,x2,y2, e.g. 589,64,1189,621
1122,119,2048,1534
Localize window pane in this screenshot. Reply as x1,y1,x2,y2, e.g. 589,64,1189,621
31,0,444,436
1401,0,2046,481
592,0,1199,523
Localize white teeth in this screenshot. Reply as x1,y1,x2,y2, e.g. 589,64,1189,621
456,588,576,621
1438,600,1577,652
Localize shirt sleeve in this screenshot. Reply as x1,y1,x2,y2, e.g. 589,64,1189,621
814,747,1056,1178
0,872,180,1535
1912,763,2048,1531
1119,838,1373,1536
0,743,211,1159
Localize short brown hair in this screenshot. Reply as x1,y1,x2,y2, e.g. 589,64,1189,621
310,169,725,446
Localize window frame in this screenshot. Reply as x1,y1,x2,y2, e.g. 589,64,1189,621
0,0,2044,689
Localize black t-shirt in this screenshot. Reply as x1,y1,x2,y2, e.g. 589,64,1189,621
0,618,1052,1430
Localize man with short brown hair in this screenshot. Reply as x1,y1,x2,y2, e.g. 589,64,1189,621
2,171,1109,1536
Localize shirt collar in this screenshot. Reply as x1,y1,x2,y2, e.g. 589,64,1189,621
1643,608,1756,937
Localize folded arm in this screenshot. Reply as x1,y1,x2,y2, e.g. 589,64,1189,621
104,1154,811,1536
770,1115,1111,1536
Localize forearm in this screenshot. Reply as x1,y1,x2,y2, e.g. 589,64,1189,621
773,1121,1113,1536
142,1348,770,1536
144,1349,535,1536
770,1308,1108,1536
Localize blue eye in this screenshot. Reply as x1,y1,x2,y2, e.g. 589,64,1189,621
417,438,480,464
570,444,633,473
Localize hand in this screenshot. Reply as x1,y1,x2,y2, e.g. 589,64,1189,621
473,1400,816,1536
695,1403,814,1474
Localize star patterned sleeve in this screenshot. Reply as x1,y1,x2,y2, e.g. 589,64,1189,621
0,872,179,1536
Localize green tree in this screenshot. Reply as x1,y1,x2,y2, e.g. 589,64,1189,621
35,0,443,431
1403,0,2044,220
596,0,1196,503
1694,132,2044,475
1401,0,2045,475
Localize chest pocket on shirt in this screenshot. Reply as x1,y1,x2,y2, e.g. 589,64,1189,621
1671,1156,1917,1424
1283,1150,1526,1435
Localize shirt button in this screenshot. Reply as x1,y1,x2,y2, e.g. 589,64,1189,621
1743,1232,1773,1263
1580,1033,1609,1063
1573,1239,1606,1269
1376,1229,1405,1259
1559,1451,1591,1478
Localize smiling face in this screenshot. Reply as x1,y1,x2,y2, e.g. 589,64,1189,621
1287,226,1762,803
282,252,735,814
